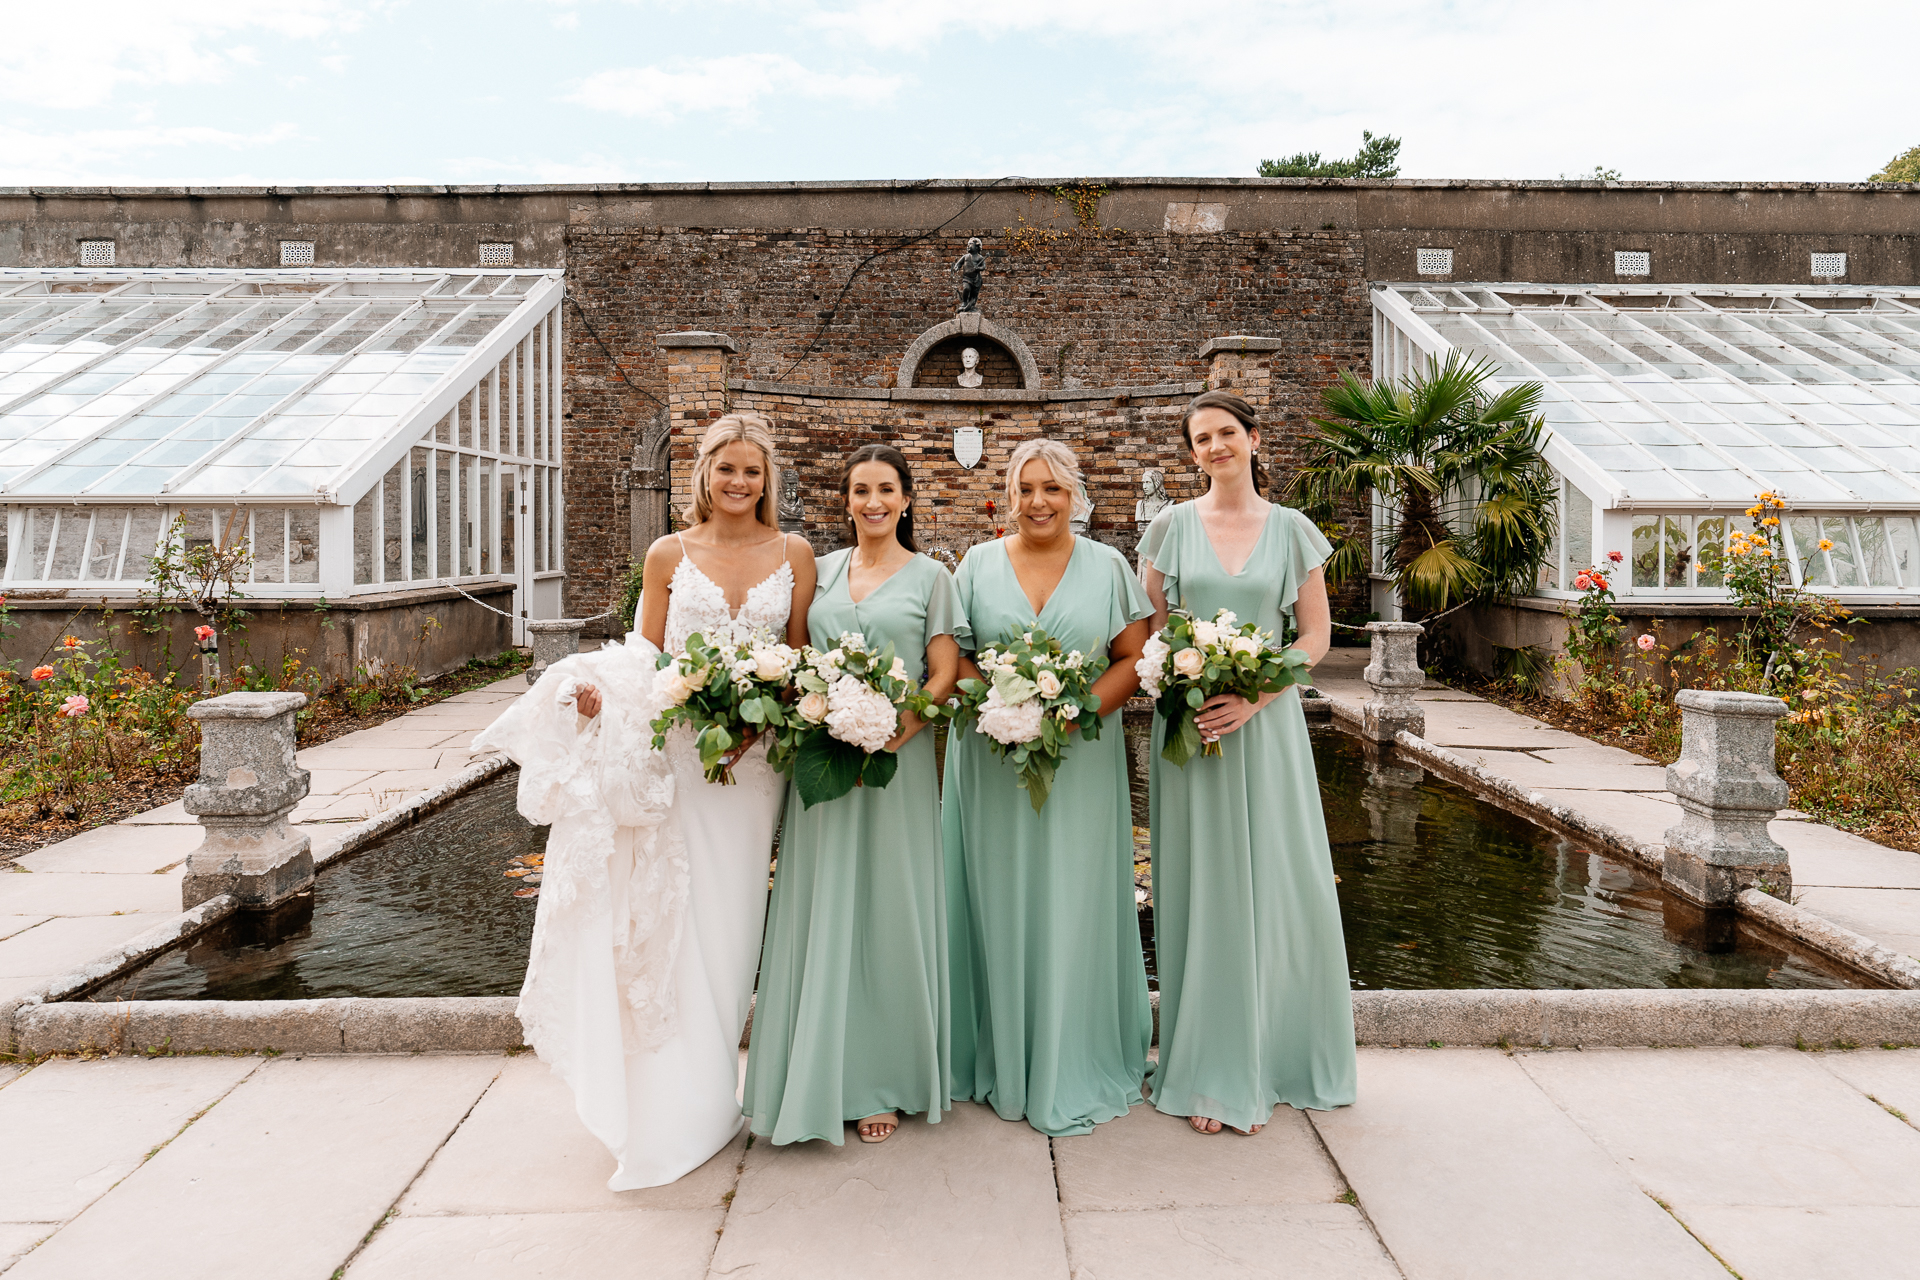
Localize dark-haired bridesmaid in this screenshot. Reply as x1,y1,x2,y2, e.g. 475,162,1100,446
742,444,967,1146
1139,389,1355,1137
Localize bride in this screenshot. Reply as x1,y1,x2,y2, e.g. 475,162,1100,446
476,412,814,1189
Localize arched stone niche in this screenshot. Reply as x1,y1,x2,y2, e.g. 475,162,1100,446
896,314,1041,390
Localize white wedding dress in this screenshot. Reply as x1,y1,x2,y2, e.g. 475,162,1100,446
475,553,793,1189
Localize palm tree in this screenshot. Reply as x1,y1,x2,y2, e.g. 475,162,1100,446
1293,352,1557,623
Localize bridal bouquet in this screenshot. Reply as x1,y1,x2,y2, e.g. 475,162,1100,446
955,626,1108,813
768,631,948,809
1136,608,1312,767
651,629,802,784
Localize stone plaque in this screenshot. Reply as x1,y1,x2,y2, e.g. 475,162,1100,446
954,425,983,469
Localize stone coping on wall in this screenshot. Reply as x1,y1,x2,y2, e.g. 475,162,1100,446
729,378,1205,403
656,330,738,352
1198,336,1286,358
0,581,515,610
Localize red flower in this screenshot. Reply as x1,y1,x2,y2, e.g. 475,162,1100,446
1606,550,1624,564
985,500,997,515
995,527,1005,537
61,635,81,648
31,665,54,681
195,625,215,642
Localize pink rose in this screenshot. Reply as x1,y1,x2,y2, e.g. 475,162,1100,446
1574,572,1592,590
195,625,215,642
1637,634,1656,651
1607,550,1624,564
60,694,89,717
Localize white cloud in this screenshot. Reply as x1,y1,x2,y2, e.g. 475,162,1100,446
0,122,301,185
0,1,361,109
566,53,903,122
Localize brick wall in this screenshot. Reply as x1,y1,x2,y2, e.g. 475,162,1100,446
563,226,1372,625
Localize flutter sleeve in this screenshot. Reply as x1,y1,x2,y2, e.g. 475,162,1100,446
1101,540,1155,642
1276,506,1335,618
923,556,970,649
1135,504,1183,608
950,545,983,654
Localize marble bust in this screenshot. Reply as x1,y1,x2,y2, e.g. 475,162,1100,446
1135,468,1171,522
956,346,984,388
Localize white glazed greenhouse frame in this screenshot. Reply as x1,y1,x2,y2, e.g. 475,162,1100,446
0,268,567,643
1371,282,1920,611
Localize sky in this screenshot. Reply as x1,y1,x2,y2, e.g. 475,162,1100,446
1,0,1915,187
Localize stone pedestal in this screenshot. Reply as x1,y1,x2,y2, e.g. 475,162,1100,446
1661,689,1792,907
526,618,585,686
182,692,313,911
1361,621,1426,742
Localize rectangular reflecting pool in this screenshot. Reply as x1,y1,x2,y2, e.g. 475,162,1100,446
90,722,1863,1002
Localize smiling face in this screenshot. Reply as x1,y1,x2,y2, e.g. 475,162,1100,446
1185,406,1261,486
1014,457,1075,544
846,458,909,545
706,440,768,519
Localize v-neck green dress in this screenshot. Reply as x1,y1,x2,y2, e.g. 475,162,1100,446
742,550,966,1146
942,536,1155,1137
1140,501,1356,1130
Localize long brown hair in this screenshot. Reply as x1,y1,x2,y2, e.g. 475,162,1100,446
838,443,918,551
1180,390,1270,496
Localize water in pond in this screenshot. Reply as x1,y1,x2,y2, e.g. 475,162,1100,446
95,723,1859,1001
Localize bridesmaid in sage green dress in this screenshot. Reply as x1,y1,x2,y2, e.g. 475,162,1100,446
943,437,1154,1138
1139,389,1355,1137
743,444,965,1146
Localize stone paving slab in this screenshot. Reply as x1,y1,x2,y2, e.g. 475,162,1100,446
1052,1101,1342,1210
1779,823,1920,890
305,768,382,796
400,1054,744,1215
710,1100,1069,1280
14,822,202,874
1062,1204,1401,1280
1528,788,1680,847
1449,749,1669,793
119,800,191,824
0,1055,259,1223
0,1225,51,1273
0,915,51,942
6,1055,502,1280
0,914,176,978
1309,1048,1726,1279
294,746,450,771
1795,888,1920,963
346,1209,725,1280
0,870,182,916
1517,1047,1920,1207
1666,1204,1920,1280
337,767,468,795
1815,1049,1920,1126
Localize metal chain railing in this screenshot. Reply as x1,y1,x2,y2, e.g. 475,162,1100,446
431,577,621,627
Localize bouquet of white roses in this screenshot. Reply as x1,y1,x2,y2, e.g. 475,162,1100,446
1136,608,1312,767
651,628,802,784
955,626,1108,813
767,631,948,809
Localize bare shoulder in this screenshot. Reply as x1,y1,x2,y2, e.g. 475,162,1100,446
644,533,686,576
782,532,816,564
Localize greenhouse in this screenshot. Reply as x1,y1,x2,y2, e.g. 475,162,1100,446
0,268,566,642
1371,282,1920,606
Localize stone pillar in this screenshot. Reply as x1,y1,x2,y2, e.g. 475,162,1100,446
1362,621,1426,743
629,407,672,562
656,331,738,526
1198,336,1284,411
182,692,313,911
1661,689,1792,907
526,618,586,686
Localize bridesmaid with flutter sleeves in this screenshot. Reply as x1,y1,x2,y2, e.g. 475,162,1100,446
1137,389,1356,1136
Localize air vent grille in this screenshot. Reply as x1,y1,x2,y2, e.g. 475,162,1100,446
78,240,115,267
1416,247,1453,276
1614,250,1651,277
1811,252,1847,278
279,241,315,266
479,242,514,267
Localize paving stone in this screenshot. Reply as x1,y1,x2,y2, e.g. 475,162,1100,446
401,1054,742,1214
1518,1047,1920,1207
711,1101,1068,1280
5,1054,501,1280
1309,1049,1725,1279
337,768,466,796
1527,743,1664,767
0,914,175,978
340,729,473,749
304,769,381,797
0,974,54,1003
1778,823,1920,889
1666,1205,1920,1280
0,871,183,917
1452,749,1669,793
1794,888,1920,960
0,1055,259,1222
345,1209,724,1280
294,747,447,771
0,915,51,941
0,1224,53,1271
15,823,203,875
1062,1204,1399,1280
0,1063,24,1089
120,801,192,825
1531,788,1681,847
1817,1049,1920,1128
1052,1101,1341,1210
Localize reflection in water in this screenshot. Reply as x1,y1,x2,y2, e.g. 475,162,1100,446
96,724,1859,1001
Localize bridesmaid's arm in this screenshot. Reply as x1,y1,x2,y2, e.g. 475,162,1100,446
782,533,817,650
886,633,960,751
1193,565,1333,742
1141,560,1172,633
1087,618,1150,720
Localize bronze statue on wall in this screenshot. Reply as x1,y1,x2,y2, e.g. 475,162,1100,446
952,238,985,313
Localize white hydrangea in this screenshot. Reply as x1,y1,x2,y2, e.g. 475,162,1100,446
975,685,1045,745
824,674,898,752
1135,634,1172,697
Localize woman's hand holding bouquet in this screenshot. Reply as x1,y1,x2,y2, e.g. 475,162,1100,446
1136,608,1311,766
768,632,952,808
651,629,802,784
954,626,1108,813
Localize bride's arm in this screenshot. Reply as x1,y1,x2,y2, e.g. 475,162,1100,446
577,535,684,720
783,532,817,650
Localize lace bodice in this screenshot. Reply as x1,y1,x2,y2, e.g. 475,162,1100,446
664,552,794,652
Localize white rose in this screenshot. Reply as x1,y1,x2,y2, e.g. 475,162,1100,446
824,675,898,752
825,648,846,668
1173,647,1205,678
754,645,794,682
654,665,693,706
1215,609,1239,629
975,685,1045,745
1135,635,1171,697
889,656,909,681
1229,635,1260,658
1035,669,1063,699
798,690,830,723
683,663,710,691
1192,620,1220,648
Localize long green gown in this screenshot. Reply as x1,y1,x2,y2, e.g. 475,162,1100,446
942,535,1155,1137
742,550,965,1145
1141,501,1357,1130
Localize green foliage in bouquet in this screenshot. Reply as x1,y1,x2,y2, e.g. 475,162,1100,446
768,631,953,810
650,630,801,785
1138,609,1313,767
954,625,1109,813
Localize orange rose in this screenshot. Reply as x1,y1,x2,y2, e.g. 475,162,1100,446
31,665,54,681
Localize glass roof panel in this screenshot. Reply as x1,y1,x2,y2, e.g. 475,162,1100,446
1379,282,1920,508
0,268,557,500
